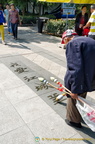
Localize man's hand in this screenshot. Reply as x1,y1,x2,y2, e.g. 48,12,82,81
83,22,91,29
83,26,86,29
3,23,7,26
79,24,83,28
70,93,78,99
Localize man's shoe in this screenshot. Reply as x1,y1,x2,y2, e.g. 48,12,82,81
65,119,82,128
10,33,13,36
14,37,18,40
2,41,6,45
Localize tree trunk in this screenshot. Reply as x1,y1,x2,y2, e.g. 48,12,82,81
33,2,36,14
39,4,44,16
22,8,25,16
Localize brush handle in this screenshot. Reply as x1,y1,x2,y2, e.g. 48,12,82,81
48,83,70,94
61,85,71,93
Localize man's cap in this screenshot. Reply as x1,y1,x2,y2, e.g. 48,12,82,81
90,4,95,9
61,29,77,44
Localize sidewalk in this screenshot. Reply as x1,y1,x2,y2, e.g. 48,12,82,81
0,26,94,144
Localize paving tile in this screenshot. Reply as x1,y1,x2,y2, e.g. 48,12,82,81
40,91,67,120
27,112,77,144
22,44,66,67
23,53,38,62
28,82,54,96
0,64,24,90
5,85,38,105
33,54,45,64
0,126,36,144
14,96,54,123
24,54,66,79
0,105,24,135
61,133,90,144
19,56,43,72
24,54,52,70
15,71,39,86
87,91,95,100
40,59,52,70
0,89,11,109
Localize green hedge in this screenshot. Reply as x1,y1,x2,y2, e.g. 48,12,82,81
42,14,56,19
20,16,37,24
45,19,75,35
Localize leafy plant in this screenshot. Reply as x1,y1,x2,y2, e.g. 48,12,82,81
45,19,75,36
20,15,37,24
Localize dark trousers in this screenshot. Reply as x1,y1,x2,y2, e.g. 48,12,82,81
66,92,87,123
11,23,18,38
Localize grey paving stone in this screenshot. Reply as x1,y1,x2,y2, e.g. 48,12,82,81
19,42,66,66
27,112,77,144
76,123,95,144
0,89,11,109
38,51,55,60
14,96,55,123
1,57,57,96
0,105,24,135
5,85,38,105
61,133,91,144
0,126,36,144
14,71,38,83
0,54,12,58
40,91,67,119
53,59,66,68
19,43,42,53
0,64,24,90
19,57,43,72
0,58,34,73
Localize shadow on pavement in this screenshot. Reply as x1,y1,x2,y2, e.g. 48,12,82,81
18,27,61,44
7,44,31,50
75,124,95,144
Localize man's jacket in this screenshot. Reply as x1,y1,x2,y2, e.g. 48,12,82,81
0,10,6,23
64,36,95,94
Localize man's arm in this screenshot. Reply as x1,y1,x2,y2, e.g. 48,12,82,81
83,12,95,29
65,39,84,99
83,22,91,29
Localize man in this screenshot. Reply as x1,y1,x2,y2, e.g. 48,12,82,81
9,4,21,40
4,4,12,34
63,29,95,128
83,4,95,39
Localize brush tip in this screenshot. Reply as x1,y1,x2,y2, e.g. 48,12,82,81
56,94,63,101
38,77,44,82
50,77,55,81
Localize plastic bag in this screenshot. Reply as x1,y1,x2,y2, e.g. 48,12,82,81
76,96,95,132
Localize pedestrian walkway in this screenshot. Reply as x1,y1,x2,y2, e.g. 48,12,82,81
0,26,94,144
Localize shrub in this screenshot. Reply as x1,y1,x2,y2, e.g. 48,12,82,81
20,15,37,24
42,14,56,19
45,19,75,36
